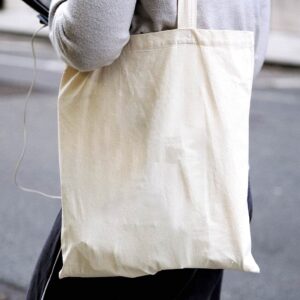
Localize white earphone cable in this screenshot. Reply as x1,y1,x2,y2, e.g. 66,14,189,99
13,24,62,200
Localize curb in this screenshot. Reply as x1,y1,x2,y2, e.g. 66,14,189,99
0,9,49,38
265,31,300,67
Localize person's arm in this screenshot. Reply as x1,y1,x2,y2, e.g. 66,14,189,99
48,0,137,72
253,0,270,77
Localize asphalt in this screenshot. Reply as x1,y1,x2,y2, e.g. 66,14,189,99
0,33,299,300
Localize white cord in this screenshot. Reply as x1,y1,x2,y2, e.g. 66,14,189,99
13,24,62,200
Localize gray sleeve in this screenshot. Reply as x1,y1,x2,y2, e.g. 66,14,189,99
48,0,137,72
253,0,271,77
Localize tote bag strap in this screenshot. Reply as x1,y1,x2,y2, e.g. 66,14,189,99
177,0,198,29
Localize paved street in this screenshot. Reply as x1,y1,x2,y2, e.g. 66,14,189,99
223,66,300,300
0,33,299,299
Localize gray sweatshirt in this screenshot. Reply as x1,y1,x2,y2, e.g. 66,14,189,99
49,0,270,77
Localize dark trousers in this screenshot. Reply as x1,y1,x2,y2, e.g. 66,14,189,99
26,174,253,300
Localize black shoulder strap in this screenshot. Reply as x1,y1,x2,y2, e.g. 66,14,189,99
21,0,49,25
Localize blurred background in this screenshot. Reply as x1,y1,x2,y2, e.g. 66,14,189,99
0,0,299,299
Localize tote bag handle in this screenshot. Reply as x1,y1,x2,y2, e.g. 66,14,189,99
177,0,198,29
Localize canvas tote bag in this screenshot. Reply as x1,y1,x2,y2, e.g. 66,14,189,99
56,0,260,278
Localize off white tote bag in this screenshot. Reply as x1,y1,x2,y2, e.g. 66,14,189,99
57,0,260,278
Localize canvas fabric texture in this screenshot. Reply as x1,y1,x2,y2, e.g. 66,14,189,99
56,0,260,279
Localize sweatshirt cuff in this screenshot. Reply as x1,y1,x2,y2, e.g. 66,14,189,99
49,0,67,29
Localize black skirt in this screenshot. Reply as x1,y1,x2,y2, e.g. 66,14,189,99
26,175,253,300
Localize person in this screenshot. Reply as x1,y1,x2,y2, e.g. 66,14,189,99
26,1,270,299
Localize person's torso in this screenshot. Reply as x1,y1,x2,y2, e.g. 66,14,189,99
130,0,270,76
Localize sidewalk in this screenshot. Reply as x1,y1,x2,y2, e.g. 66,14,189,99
265,31,300,66
0,5,49,37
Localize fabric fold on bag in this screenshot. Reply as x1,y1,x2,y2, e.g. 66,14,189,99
56,0,260,278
